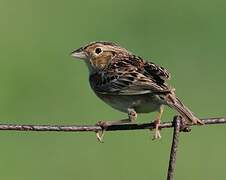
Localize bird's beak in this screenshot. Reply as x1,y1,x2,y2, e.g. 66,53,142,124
71,47,87,60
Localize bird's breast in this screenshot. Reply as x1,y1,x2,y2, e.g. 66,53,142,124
94,92,163,113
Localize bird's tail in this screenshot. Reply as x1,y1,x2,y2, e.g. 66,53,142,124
165,93,204,125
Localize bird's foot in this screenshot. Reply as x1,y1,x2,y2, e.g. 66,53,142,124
95,120,110,143
95,116,134,142
96,130,104,143
152,119,162,140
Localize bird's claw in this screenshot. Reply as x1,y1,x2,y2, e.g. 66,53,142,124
95,130,104,143
151,119,162,140
152,129,162,140
95,121,109,143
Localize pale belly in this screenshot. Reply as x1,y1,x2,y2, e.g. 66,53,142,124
95,92,166,113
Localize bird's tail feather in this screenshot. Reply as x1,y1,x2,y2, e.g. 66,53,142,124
165,94,204,125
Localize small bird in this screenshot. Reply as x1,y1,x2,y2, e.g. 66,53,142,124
71,41,203,142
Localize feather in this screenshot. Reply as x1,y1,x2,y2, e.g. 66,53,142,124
165,93,204,124
90,54,171,95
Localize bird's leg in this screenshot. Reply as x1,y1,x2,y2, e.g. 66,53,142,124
95,108,137,142
152,105,164,140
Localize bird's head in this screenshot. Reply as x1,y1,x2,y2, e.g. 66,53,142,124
71,41,130,72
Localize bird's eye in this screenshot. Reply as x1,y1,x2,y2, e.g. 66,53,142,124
95,48,102,54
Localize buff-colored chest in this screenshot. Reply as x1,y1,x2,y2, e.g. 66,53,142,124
94,91,165,113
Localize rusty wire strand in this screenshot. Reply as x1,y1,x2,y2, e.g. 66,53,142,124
0,116,225,180
167,116,181,180
0,117,224,132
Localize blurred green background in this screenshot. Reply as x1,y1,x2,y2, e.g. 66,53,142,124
0,0,226,179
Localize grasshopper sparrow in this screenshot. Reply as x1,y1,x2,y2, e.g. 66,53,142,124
71,41,203,142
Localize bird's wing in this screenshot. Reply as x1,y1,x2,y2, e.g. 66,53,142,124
90,56,171,95
143,60,171,80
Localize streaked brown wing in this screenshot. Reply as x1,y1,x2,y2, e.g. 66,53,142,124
143,60,171,80
90,70,170,95
89,55,171,95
